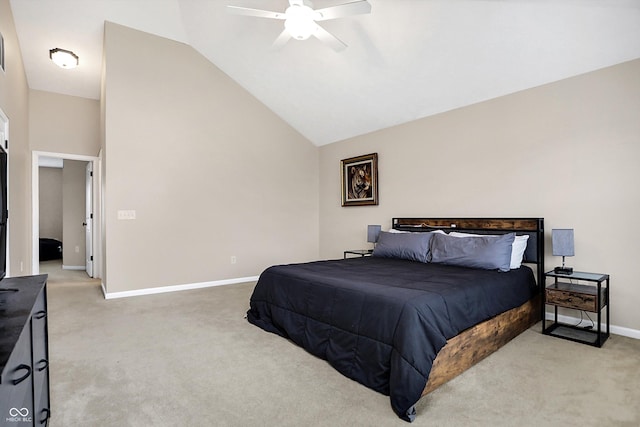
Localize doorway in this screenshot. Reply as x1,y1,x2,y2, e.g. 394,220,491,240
32,151,101,278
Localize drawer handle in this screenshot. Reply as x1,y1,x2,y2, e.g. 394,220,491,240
12,364,32,385
34,310,47,319
36,359,49,372
39,408,51,424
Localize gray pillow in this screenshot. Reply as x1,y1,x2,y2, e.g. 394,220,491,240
429,232,515,272
372,231,433,263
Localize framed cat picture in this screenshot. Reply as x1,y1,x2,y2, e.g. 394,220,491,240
341,153,378,207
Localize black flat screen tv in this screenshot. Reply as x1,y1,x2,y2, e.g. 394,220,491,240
0,146,6,280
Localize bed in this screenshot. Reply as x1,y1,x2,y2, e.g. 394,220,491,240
39,237,63,261
247,217,544,422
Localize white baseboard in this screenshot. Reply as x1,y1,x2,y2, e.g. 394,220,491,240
545,312,640,340
101,276,259,300
62,265,86,271
98,284,640,339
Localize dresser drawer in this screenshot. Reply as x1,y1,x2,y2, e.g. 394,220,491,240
1,276,49,426
0,326,34,422
545,282,604,312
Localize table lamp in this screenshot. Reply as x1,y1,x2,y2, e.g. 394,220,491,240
552,228,574,274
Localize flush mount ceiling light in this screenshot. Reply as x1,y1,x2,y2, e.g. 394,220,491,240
49,48,79,69
228,0,371,52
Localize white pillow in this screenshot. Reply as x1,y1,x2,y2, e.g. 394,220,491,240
389,228,446,234
448,232,529,269
510,235,529,268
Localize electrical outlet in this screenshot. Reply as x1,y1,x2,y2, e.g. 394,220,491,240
75,245,80,253
231,256,237,264
20,261,24,272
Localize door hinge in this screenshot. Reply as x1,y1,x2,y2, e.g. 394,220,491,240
90,171,93,177
90,213,93,219
4,140,7,150
90,256,93,261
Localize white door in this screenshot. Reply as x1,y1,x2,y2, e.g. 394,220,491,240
85,162,93,277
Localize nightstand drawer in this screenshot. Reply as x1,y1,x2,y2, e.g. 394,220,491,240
546,288,596,311
545,282,604,312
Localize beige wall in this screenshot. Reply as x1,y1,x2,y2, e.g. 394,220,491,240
27,84,100,277
102,22,319,293
62,160,87,267
29,90,100,275
38,167,63,240
29,90,100,156
0,0,31,276
320,59,640,332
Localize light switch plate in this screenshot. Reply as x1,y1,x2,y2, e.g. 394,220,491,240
117,210,136,220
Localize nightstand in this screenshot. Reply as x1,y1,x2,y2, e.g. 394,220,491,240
343,249,373,259
542,270,610,347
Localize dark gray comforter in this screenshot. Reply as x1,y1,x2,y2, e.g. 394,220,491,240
247,257,537,421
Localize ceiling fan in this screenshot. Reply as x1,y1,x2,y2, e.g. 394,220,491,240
227,0,372,52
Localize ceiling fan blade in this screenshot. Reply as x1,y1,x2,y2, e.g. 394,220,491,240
226,6,285,20
313,25,347,52
271,29,291,50
314,0,371,21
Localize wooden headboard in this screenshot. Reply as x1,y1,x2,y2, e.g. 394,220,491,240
392,217,545,283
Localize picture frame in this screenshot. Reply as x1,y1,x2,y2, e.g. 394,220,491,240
341,153,378,207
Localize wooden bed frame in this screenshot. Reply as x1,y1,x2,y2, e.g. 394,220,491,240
391,217,545,397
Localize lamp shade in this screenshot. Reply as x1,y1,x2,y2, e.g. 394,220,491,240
367,225,381,243
552,229,574,257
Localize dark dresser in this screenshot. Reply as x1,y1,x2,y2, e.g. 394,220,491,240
0,275,50,426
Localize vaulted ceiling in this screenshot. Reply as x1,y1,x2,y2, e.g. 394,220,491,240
9,0,640,146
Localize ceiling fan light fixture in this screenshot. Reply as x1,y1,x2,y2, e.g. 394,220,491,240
49,48,79,69
284,4,318,40
227,0,370,51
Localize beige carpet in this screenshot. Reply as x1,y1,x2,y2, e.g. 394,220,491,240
41,261,640,426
